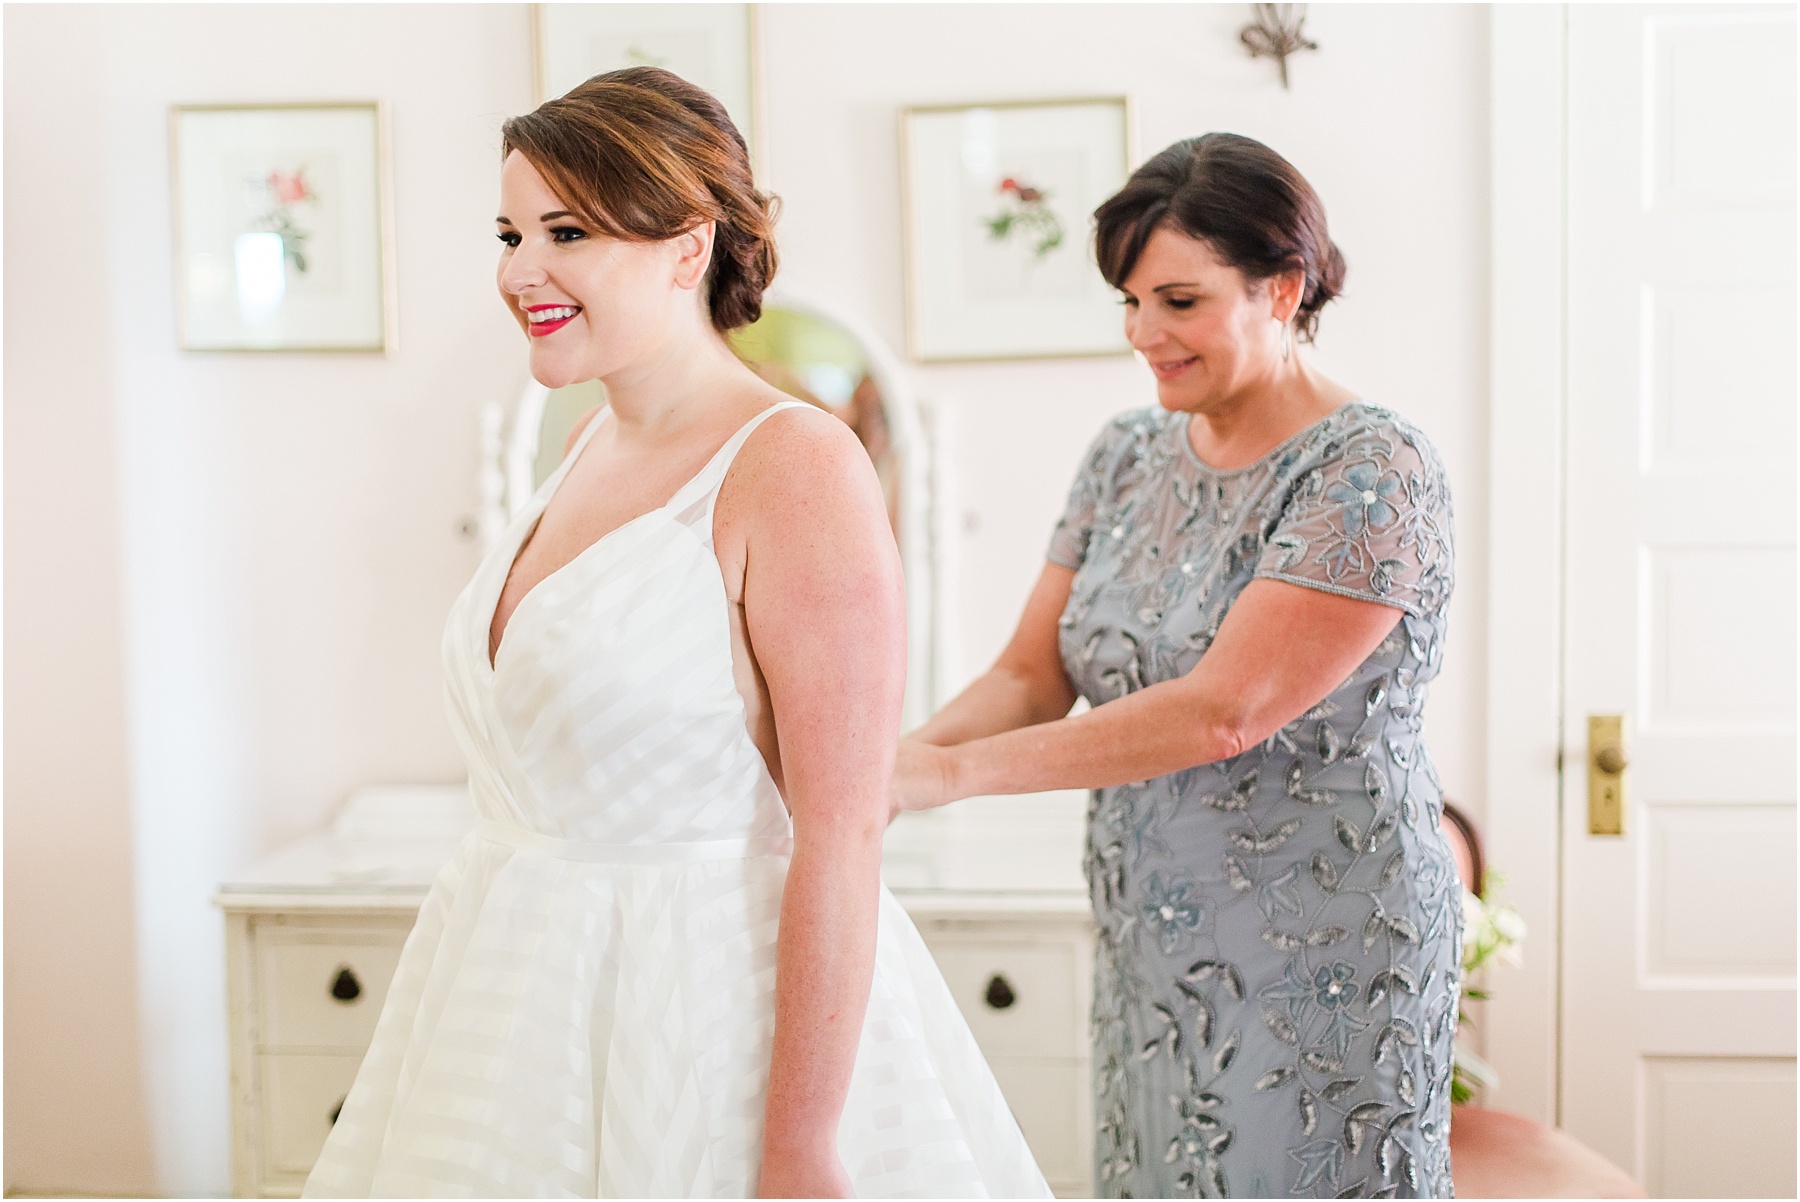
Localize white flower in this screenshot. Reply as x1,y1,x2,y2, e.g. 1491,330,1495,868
1461,889,1485,931
1461,889,1527,974
1491,905,1527,967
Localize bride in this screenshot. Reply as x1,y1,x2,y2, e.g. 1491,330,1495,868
304,68,1048,1199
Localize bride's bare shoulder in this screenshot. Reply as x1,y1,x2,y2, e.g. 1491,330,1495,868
716,399,890,550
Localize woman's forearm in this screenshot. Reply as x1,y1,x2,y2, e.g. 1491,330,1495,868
910,562,1078,747
943,674,1242,801
761,823,883,1162
929,582,1408,805
910,663,1077,746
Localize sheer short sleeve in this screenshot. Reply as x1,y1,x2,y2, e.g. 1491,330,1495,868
1047,419,1129,570
1254,416,1455,618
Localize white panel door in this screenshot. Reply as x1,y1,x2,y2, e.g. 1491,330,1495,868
1562,6,1797,1198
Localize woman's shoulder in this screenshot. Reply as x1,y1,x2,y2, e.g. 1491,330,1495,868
1299,401,1448,479
1276,403,1455,535
734,398,864,477
724,399,881,525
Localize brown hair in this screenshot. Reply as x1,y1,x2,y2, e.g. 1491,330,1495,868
501,67,777,331
1094,133,1344,342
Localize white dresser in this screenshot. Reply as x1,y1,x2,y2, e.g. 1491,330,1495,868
216,788,1095,1198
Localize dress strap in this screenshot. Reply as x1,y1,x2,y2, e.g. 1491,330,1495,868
666,400,813,530
523,404,612,516
561,405,611,471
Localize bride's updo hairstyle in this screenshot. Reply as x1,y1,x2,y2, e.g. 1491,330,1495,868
501,67,777,331
1094,133,1344,343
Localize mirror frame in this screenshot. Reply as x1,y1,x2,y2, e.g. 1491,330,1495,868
483,285,942,728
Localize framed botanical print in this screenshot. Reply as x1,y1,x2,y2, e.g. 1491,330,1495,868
171,102,395,353
532,4,760,165
901,96,1134,362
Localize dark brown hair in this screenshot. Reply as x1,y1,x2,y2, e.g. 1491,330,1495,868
1094,133,1344,342
501,67,777,331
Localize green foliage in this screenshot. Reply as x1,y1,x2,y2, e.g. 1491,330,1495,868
982,184,1064,259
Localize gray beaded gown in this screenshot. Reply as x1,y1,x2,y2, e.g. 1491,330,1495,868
1048,403,1462,1199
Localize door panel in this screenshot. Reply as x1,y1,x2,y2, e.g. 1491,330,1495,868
1649,20,1796,209
1640,803,1796,983
1640,1056,1797,1199
1562,5,1796,1196
1645,547,1796,722
1646,288,1797,471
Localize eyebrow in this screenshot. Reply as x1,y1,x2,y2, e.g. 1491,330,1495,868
1152,282,1200,292
493,210,580,226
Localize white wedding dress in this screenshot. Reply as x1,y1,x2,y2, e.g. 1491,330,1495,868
305,401,1050,1198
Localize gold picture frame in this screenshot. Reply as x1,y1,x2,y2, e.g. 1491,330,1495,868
170,101,397,354
900,95,1136,363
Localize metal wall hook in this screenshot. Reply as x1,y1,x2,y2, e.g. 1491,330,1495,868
1240,4,1320,90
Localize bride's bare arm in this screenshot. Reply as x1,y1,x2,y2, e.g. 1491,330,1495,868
731,408,906,1197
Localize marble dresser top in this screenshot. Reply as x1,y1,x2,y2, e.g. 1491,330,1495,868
217,785,1091,914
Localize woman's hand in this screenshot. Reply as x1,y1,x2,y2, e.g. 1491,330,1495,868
756,1144,853,1198
890,738,958,818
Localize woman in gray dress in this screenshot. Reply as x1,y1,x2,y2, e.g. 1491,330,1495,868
893,134,1461,1198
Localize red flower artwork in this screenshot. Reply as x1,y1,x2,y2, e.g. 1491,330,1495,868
998,177,1045,204
984,174,1063,259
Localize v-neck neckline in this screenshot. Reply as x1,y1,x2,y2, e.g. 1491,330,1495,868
482,401,799,673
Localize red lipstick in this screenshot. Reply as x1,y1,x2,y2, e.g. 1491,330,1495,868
524,303,580,338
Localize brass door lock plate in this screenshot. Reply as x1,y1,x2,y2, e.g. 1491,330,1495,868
1587,714,1628,835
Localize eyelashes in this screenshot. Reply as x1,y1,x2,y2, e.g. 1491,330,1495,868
1117,296,1198,311
494,226,587,248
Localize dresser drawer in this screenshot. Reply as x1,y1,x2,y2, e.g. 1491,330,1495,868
256,926,407,1050
988,1057,1090,1195
922,937,1084,1061
258,1051,363,1189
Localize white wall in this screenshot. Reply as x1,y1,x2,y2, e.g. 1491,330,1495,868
3,4,1489,1195
4,9,160,1190
5,5,532,1194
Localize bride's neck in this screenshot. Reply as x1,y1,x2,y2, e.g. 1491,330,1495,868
600,316,747,436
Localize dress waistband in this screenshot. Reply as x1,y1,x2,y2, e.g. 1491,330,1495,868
475,819,792,864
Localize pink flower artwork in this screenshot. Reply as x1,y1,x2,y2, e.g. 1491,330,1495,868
249,165,318,273
266,168,314,206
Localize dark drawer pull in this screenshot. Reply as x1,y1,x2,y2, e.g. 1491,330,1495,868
330,967,362,1003
330,1096,345,1125
984,974,1016,1010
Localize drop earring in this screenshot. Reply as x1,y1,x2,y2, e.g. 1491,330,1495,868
1278,320,1292,362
